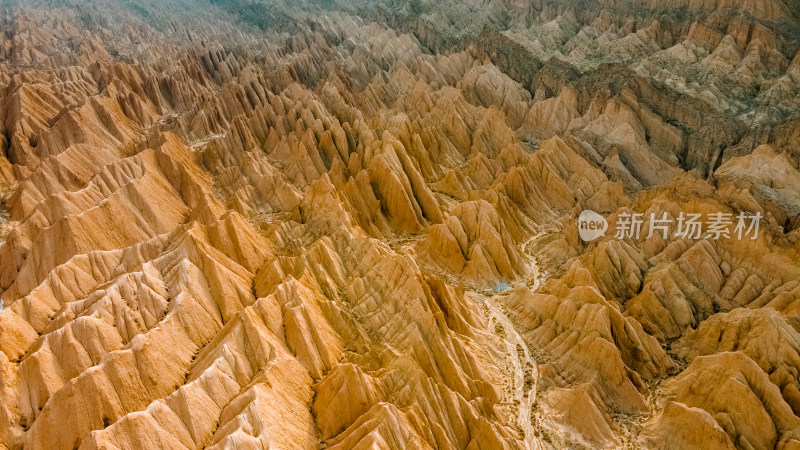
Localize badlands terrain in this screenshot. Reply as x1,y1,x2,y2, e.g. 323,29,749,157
1,0,800,448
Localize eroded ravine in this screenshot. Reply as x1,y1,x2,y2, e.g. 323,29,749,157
481,291,543,450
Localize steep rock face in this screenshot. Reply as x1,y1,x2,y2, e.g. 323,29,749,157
0,1,799,449
421,199,528,284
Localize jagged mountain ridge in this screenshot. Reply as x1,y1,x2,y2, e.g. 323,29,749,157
0,0,799,448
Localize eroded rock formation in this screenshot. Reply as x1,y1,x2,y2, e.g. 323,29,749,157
1,0,800,448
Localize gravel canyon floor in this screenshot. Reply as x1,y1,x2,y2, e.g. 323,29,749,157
2,0,800,448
